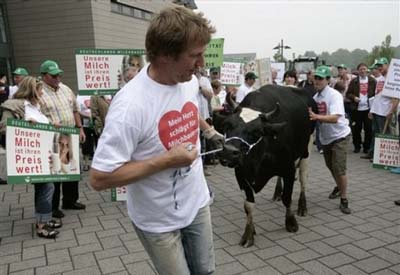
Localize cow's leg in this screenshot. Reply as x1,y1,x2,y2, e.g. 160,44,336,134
297,136,313,216
272,177,282,201
282,169,299,233
240,183,256,247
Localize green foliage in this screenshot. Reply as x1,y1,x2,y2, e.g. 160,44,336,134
302,35,397,70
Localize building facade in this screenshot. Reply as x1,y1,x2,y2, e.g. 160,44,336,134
2,0,177,91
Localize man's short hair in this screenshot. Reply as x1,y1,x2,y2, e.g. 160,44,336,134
245,72,258,80
145,6,215,63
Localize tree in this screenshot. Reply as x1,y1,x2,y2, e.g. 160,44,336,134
366,35,395,65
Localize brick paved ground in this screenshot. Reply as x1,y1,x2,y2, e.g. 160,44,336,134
0,147,399,274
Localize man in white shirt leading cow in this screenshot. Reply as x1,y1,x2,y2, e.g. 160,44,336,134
309,66,352,215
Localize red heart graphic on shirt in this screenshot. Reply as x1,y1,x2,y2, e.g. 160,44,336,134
317,102,327,115
158,102,199,150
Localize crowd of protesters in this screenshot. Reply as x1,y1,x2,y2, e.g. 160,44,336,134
0,5,399,272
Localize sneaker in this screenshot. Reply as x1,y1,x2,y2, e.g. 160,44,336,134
340,199,352,214
328,186,340,199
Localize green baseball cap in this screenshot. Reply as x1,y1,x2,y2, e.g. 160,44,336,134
314,66,331,78
12,67,29,76
376,57,388,65
245,72,258,79
337,64,347,69
40,60,64,75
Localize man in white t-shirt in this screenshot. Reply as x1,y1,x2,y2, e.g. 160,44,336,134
235,72,258,103
90,6,223,275
309,66,352,215
362,57,399,159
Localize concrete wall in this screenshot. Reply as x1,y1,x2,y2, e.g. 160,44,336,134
6,0,95,91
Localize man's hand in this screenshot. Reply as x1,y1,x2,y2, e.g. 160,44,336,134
167,142,198,168
203,126,224,150
308,108,319,121
79,128,86,143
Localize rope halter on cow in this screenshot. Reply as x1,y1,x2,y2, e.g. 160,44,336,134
224,136,264,155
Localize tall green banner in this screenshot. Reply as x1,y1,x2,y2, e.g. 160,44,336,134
204,38,224,69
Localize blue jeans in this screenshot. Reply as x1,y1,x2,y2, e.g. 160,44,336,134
370,114,389,155
34,183,54,223
133,205,215,275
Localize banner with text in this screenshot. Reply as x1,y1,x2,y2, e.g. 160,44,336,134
256,58,272,87
220,61,243,86
6,119,81,184
204,38,224,69
372,134,400,170
382,58,400,99
271,62,285,84
111,187,127,201
75,48,146,95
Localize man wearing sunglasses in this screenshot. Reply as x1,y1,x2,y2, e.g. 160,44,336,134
309,66,352,214
39,60,86,219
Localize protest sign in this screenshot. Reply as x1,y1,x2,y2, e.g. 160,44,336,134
204,38,224,69
372,134,400,170
271,62,285,84
256,58,272,86
75,48,146,95
220,61,243,86
382,58,400,99
6,119,80,184
111,186,127,201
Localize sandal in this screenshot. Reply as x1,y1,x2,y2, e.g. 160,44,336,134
46,219,62,229
36,224,59,239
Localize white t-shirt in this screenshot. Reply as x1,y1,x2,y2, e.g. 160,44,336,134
198,76,211,119
9,85,18,99
92,64,210,233
24,101,49,124
235,83,253,103
313,85,351,145
370,75,392,116
357,77,369,111
76,95,92,127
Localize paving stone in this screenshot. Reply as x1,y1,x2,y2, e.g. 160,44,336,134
305,240,338,256
63,266,101,275
353,237,387,250
22,245,45,260
9,269,34,275
318,252,355,268
370,247,400,265
0,254,21,265
125,261,156,275
34,262,73,275
337,244,372,260
94,246,128,260
267,256,301,274
215,248,235,265
0,242,22,256
334,264,368,275
235,252,266,270
45,239,78,252
286,248,321,264
47,249,71,265
300,260,338,275
255,245,287,260
76,232,98,245
276,238,307,252
72,253,97,269
9,257,46,273
354,256,392,273
323,235,354,247
69,242,102,256
371,269,399,275
215,261,247,275
240,265,282,275
98,257,126,274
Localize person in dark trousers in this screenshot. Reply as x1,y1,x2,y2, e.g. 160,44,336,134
346,63,376,153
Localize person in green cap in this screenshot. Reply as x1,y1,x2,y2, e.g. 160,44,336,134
9,67,29,99
308,65,352,214
38,60,87,218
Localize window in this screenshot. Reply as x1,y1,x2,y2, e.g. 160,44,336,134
110,0,153,21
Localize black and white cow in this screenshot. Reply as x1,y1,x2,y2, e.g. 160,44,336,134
214,84,317,247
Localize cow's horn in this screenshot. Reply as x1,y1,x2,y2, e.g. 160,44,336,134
226,90,239,110
263,102,280,121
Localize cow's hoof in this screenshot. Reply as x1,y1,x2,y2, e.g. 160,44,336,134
239,224,256,247
297,207,308,217
285,215,299,233
272,194,282,201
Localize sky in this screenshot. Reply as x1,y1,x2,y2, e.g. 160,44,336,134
195,0,400,59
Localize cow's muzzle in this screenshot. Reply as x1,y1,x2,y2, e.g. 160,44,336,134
218,144,242,168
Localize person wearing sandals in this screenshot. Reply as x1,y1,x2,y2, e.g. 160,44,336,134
2,76,62,238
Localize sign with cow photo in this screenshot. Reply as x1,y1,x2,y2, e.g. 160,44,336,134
75,48,146,95
373,134,400,170
6,119,80,184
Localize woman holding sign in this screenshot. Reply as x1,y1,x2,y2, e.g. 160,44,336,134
12,76,62,238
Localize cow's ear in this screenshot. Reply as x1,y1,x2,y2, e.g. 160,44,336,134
262,121,287,135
